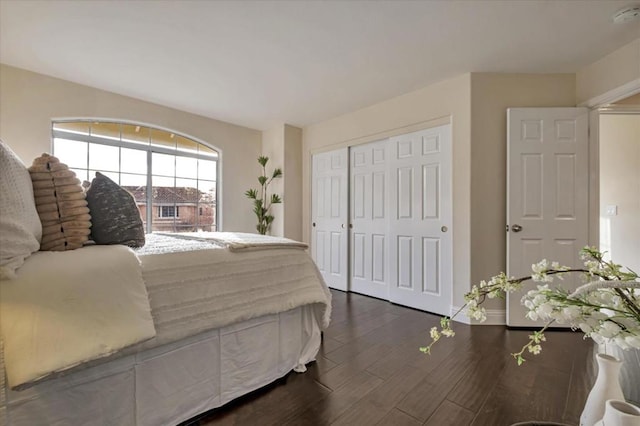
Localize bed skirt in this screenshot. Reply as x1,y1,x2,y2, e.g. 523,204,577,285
0,305,322,426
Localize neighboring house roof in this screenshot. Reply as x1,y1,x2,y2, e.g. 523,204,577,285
122,186,214,205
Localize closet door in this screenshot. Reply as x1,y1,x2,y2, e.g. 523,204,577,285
388,125,452,316
350,140,389,299
311,148,349,291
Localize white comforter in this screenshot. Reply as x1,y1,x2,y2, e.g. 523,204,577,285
157,231,310,252
0,245,156,389
0,233,331,391
134,233,330,349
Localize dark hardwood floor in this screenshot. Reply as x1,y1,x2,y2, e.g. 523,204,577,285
189,290,595,426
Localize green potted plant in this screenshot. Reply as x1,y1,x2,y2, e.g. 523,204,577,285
245,156,282,235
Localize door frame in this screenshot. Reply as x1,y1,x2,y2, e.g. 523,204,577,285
579,78,640,250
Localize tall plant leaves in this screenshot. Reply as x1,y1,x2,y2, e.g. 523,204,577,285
245,156,283,234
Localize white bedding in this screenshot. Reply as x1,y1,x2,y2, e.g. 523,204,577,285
0,245,156,390
134,233,330,349
157,231,310,252
0,233,331,392
2,305,322,426
0,232,331,426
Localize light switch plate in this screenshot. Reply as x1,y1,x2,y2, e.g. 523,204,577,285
606,205,618,216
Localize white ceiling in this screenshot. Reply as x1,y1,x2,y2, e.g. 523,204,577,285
1,1,639,130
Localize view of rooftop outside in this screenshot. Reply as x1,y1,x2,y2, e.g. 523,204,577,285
52,121,218,233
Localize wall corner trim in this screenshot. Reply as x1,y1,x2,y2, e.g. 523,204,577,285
579,78,640,108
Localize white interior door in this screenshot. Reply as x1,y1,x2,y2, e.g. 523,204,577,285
387,125,452,315
311,148,349,291
350,140,389,299
507,108,589,327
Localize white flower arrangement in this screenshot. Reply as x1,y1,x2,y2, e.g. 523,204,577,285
420,247,640,365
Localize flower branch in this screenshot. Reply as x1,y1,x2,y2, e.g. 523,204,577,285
420,247,640,364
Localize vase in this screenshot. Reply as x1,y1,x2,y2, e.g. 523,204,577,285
580,353,625,426
593,400,640,426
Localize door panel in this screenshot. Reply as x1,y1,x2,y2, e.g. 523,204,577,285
388,124,452,315
349,140,389,299
311,149,348,291
422,238,440,293
507,108,589,326
372,234,385,282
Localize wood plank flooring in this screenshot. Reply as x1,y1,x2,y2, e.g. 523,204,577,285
187,290,595,426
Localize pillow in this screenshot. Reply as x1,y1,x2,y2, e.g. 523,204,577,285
86,172,145,247
0,140,42,280
29,154,91,251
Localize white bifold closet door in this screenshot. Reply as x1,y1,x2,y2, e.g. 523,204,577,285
350,139,389,299
311,148,349,291
387,126,452,315
311,124,452,316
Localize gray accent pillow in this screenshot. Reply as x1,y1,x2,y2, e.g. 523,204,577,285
86,172,145,247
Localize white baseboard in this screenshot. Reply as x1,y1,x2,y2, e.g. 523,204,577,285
449,305,506,325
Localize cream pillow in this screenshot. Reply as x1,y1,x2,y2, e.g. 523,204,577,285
0,140,42,279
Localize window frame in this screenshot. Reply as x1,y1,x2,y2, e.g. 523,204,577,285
158,205,180,219
51,119,222,233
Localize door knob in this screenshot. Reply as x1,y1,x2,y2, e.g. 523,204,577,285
511,224,522,232
312,222,316,227
441,226,448,233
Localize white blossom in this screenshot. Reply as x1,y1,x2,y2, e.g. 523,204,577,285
598,321,622,338
625,335,640,349
560,306,581,322
528,345,542,355
422,247,639,365
578,322,593,333
441,329,455,337
430,327,440,340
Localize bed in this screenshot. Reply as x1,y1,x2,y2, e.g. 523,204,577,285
0,232,331,426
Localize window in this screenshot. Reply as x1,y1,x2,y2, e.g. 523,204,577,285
158,206,179,218
52,120,218,233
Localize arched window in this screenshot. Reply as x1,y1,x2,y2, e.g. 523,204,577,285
52,120,219,233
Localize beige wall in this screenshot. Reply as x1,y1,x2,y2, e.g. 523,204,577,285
303,73,472,306
614,93,640,105
469,74,576,309
261,125,286,236
576,38,640,104
260,124,302,240
283,124,303,241
599,114,640,272
302,72,577,312
0,65,261,232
